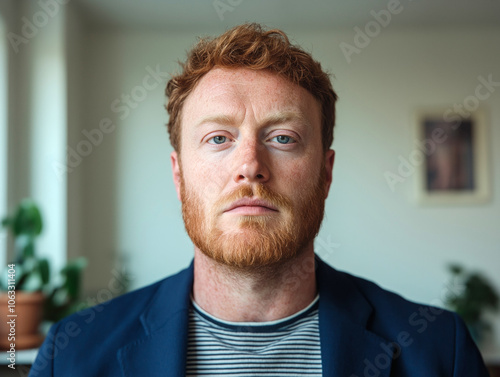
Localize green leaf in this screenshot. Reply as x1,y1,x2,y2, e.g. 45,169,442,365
22,239,35,259
38,258,50,285
445,263,500,341
20,270,43,292
1,216,12,228
13,199,43,237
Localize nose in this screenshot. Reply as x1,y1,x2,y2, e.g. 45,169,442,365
233,139,270,184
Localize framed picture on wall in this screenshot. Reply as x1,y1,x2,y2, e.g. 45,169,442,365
413,107,490,205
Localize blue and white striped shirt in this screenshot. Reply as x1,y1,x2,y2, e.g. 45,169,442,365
186,295,323,376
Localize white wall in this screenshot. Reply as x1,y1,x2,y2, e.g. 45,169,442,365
66,1,86,262
1,0,68,274
79,26,500,353
80,31,199,295
26,2,68,275
295,27,500,294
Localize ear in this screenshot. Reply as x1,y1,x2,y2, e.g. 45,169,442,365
324,149,335,199
171,151,182,201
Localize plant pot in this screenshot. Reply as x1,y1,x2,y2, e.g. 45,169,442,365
0,291,45,350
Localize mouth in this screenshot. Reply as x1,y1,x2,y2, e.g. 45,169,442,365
224,198,279,214
225,206,278,215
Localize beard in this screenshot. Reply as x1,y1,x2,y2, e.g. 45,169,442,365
179,161,327,270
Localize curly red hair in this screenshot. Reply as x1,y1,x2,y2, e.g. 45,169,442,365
165,23,337,153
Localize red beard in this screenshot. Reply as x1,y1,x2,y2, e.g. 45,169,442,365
179,161,326,270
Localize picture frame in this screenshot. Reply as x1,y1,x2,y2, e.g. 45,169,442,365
413,107,490,205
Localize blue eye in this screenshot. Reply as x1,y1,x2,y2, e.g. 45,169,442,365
208,136,227,144
272,135,295,144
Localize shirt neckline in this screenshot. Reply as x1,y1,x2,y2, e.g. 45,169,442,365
190,293,320,332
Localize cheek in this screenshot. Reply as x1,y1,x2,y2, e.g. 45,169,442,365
182,157,227,197
280,157,320,185
285,162,323,202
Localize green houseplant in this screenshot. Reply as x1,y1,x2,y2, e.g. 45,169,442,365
1,199,87,349
445,263,499,344
1,199,49,291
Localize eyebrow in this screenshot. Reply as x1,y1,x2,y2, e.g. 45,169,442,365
194,111,312,130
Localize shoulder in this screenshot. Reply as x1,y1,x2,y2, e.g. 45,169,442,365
61,263,191,338
317,256,451,321
317,259,489,376
330,263,457,337
30,263,193,377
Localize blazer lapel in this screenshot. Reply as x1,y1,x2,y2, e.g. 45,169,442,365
316,255,395,377
117,261,194,377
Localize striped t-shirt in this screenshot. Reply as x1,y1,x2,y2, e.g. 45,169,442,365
186,295,322,376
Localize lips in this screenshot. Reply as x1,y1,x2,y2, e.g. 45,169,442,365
224,198,278,213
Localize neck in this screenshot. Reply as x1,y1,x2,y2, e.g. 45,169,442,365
192,244,317,322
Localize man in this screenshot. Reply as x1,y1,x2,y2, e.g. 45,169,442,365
30,23,488,377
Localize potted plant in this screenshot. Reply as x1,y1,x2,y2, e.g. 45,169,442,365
445,263,499,344
0,199,87,350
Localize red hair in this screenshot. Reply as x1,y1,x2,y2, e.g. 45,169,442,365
165,23,337,153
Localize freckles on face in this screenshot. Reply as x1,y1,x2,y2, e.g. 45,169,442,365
179,67,323,195
176,69,329,268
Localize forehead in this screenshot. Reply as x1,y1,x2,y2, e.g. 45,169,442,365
181,67,321,130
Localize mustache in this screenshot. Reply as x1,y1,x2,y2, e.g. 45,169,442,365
214,184,293,215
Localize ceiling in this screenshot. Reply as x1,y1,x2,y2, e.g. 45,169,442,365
75,0,500,32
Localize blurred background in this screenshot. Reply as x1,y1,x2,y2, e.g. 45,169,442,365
0,0,499,363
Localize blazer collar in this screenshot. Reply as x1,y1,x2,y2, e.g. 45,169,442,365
118,256,394,377
117,260,194,377
316,254,394,376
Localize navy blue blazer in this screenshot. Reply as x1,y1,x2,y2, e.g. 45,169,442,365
29,255,489,376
